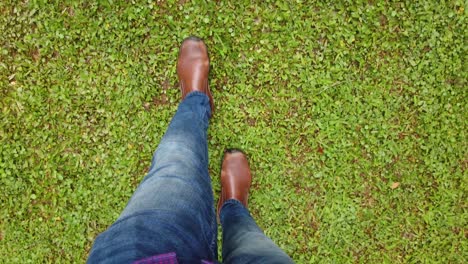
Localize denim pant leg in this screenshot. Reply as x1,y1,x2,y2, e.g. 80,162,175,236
88,92,217,263
220,199,294,264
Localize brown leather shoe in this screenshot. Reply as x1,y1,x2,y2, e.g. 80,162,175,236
217,149,252,218
177,36,214,114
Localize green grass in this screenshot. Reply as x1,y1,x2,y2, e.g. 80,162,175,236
1,0,466,262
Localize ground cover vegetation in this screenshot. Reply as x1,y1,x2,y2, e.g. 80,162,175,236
1,0,466,262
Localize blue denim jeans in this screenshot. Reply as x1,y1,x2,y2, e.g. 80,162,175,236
88,92,293,264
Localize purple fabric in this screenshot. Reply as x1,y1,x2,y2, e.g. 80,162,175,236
132,252,213,264
132,252,178,264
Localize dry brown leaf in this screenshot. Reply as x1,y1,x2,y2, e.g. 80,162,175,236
391,182,400,189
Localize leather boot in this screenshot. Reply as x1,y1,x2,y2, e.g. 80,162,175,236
177,36,214,114
217,149,252,218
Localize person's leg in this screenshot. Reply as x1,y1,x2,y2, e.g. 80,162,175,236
88,37,217,264
217,150,294,264
119,90,216,249
220,200,294,264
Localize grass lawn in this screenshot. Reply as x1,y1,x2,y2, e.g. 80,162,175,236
1,0,466,262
